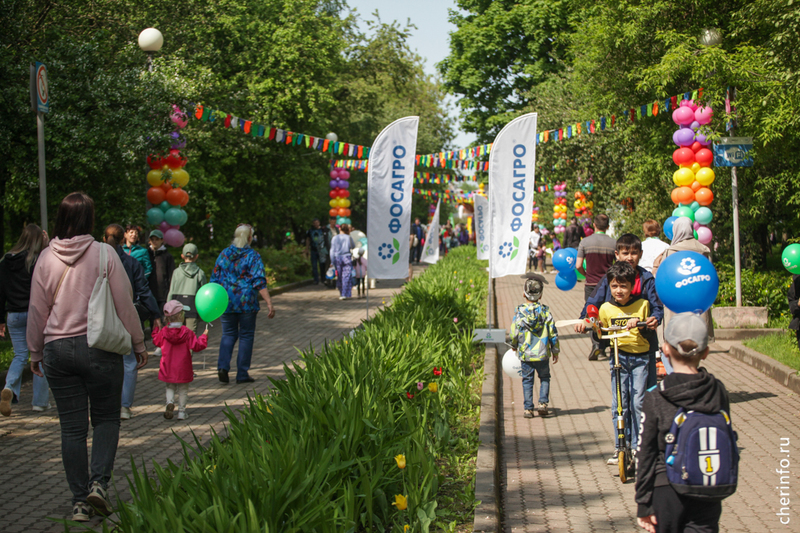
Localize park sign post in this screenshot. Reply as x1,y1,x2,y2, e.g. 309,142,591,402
30,62,49,231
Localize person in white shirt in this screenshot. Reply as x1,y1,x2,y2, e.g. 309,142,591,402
528,225,542,271
639,219,670,272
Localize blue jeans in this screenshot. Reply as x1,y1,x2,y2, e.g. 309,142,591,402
218,312,258,382
609,352,649,449
121,348,138,408
43,336,124,504
3,311,50,407
310,249,326,284
521,359,551,410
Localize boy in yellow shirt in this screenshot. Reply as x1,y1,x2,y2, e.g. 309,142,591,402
597,261,657,466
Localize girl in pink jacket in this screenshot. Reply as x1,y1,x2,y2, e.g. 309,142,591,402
153,300,208,420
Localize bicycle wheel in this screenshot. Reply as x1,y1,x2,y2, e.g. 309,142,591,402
618,450,628,483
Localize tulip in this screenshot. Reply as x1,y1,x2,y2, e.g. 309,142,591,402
406,392,414,399
404,526,410,532
453,317,458,323
417,381,424,391
394,454,406,469
393,494,408,510
433,367,442,376
428,382,438,393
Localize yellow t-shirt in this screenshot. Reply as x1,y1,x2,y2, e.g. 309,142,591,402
598,298,651,354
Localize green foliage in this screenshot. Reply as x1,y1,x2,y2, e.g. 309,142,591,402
715,264,793,319
0,340,15,374
261,241,311,286
744,332,800,374
89,247,486,532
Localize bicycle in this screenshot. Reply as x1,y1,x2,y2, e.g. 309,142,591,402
598,323,646,483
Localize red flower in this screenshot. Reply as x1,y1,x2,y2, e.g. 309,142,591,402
406,392,414,399
433,367,442,376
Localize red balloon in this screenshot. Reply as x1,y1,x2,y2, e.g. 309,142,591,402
329,190,337,199
179,190,189,207
166,188,183,206
695,148,713,167
672,147,695,166
329,208,338,217
147,187,166,205
690,141,703,153
341,190,350,198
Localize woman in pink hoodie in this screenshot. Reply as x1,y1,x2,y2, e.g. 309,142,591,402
26,193,147,522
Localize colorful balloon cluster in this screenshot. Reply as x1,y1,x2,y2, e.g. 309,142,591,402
551,182,568,234
665,100,715,245
552,248,578,291
574,181,594,224
328,169,352,225
145,105,191,248
532,201,539,222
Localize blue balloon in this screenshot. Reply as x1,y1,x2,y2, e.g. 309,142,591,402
663,216,678,240
654,251,719,313
555,270,577,291
552,249,577,271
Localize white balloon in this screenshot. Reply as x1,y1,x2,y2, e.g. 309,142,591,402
502,349,523,379
138,28,164,52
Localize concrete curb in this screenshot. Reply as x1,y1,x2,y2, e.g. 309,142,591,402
473,278,502,533
715,328,785,341
726,343,800,395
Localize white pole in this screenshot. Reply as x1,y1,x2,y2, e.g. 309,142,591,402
731,165,742,306
37,111,47,231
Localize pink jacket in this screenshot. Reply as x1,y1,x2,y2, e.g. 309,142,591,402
153,325,208,383
27,235,145,362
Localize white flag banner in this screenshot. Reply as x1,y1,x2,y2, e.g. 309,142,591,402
489,113,537,278
421,198,441,264
474,193,489,260
367,116,420,279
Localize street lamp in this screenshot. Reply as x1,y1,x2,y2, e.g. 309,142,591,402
325,132,338,143
700,28,743,307
138,28,163,72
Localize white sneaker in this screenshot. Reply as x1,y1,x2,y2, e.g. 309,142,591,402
32,402,51,412
177,410,187,420
87,481,113,516
607,450,620,465
154,347,162,356
120,407,132,420
72,501,94,522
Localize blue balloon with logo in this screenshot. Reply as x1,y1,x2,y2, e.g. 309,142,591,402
552,249,577,271
555,269,577,291
663,216,678,240
655,251,719,313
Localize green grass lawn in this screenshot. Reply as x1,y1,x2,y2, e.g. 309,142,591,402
744,331,800,373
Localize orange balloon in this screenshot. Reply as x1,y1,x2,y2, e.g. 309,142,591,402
337,208,347,216
675,186,695,204
670,188,680,205
147,187,165,205
179,189,189,207
166,188,183,206
695,187,714,206
329,208,338,217
161,182,172,193
343,209,351,216
690,180,703,192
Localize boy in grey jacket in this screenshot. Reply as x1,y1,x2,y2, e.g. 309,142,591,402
167,243,207,333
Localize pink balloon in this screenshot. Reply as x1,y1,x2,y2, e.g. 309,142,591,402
330,169,340,179
158,221,171,233
164,229,185,248
672,107,695,125
680,99,691,107
696,226,713,245
695,106,713,125
693,221,701,230
339,170,350,180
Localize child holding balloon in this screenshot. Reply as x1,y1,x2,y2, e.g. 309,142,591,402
153,300,209,421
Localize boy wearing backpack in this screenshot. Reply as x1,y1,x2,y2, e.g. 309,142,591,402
635,313,738,533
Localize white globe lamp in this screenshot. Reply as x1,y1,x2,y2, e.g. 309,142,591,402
325,132,338,143
138,28,164,52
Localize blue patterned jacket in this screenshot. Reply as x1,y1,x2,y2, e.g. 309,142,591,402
210,245,267,313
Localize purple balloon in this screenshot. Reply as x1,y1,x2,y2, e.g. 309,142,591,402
340,180,350,189
695,132,711,146
158,221,171,232
690,120,700,131
329,180,338,188
673,128,695,147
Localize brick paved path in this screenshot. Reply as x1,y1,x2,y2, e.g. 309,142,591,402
496,273,800,533
0,277,408,532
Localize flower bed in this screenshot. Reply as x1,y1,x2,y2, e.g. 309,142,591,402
102,246,488,532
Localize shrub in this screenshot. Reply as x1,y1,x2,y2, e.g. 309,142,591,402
715,263,792,322
261,241,312,286
98,246,487,532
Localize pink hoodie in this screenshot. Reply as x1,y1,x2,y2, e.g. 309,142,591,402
153,325,208,383
27,235,145,361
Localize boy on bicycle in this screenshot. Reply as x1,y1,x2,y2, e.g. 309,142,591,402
596,261,658,467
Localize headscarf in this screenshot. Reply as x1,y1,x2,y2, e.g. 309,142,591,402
670,217,694,245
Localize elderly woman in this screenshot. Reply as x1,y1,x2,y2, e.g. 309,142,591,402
27,193,146,521
210,224,275,384
330,224,355,299
652,217,716,370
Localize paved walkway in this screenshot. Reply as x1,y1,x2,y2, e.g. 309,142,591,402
0,277,408,532
496,273,800,532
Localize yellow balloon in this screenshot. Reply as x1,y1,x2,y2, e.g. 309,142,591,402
588,201,594,209
342,199,351,208
329,199,337,208
695,167,715,186
691,162,701,174
147,170,164,187
171,168,190,187
673,167,695,187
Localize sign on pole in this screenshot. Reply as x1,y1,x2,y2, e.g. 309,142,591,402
366,116,419,279
30,61,49,231
474,193,489,260
713,137,753,167
34,62,50,113
421,198,441,264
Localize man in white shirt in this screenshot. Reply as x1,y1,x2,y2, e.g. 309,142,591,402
528,225,541,271
639,219,670,272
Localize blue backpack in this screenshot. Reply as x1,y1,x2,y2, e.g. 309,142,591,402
662,400,739,501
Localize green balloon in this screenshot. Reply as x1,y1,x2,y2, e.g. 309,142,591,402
195,283,229,322
672,206,695,222
782,244,800,275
